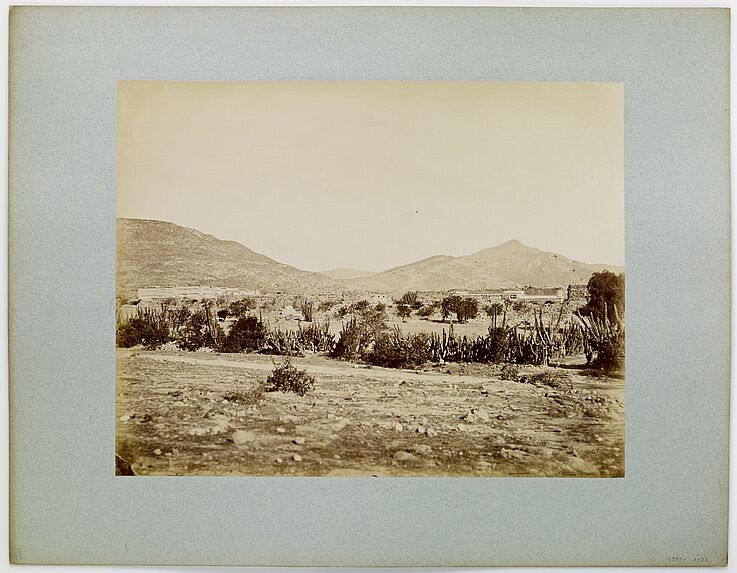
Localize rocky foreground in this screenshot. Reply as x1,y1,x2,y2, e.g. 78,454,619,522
115,350,624,477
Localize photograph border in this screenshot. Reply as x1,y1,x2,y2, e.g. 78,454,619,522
8,6,729,566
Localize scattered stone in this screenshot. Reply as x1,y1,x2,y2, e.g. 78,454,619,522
275,457,283,464
456,424,467,432
416,425,426,434
232,430,256,444
541,448,555,459
394,423,404,433
154,448,162,456
426,428,438,437
393,451,417,462
476,460,492,470
293,437,306,445
222,399,229,405
210,421,230,435
172,448,179,455
413,444,432,455
334,418,351,431
501,448,527,460
119,414,130,422
293,454,302,462
279,414,298,423
334,454,341,459
474,409,490,422
276,427,286,433
236,410,247,417
165,452,172,457
189,427,209,437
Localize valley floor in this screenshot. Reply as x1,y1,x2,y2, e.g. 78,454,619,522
115,349,624,477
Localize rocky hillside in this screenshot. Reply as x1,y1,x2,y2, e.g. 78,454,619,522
116,218,342,299
342,240,623,294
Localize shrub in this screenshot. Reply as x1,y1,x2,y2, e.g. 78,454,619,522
222,380,265,405
366,329,432,369
228,298,256,319
116,316,169,349
176,307,224,351
592,331,625,371
441,295,479,323
499,363,520,382
399,291,419,305
525,370,573,391
265,358,315,396
375,302,386,312
416,305,434,318
331,307,388,360
116,307,169,349
485,327,510,363
221,315,266,353
396,303,411,321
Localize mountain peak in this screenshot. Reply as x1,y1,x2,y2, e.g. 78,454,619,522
473,239,539,256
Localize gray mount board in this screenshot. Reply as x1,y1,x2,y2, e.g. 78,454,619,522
8,6,730,566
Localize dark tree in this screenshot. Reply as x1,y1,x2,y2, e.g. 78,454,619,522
441,295,478,323
581,271,625,323
397,303,411,322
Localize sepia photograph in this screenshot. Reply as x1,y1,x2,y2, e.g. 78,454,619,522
115,81,625,477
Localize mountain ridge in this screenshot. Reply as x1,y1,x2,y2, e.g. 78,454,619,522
117,218,623,298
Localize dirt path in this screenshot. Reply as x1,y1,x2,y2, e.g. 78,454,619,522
116,349,624,477
144,351,520,385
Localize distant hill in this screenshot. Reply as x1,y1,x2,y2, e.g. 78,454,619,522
116,218,343,299
117,219,623,299
320,268,378,280
342,240,624,294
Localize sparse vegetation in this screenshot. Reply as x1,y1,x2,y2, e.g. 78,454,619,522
221,315,266,353
366,327,432,369
523,370,573,391
441,295,479,323
116,307,169,349
264,357,315,396
222,380,265,405
396,303,411,321
300,300,314,322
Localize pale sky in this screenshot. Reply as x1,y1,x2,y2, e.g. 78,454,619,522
117,81,624,272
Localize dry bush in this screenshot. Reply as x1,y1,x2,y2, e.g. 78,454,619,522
524,370,573,391
265,358,315,397
222,380,265,405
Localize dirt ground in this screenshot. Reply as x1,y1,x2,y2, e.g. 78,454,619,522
116,349,624,477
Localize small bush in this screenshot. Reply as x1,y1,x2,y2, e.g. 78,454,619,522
592,332,625,371
366,330,432,369
116,316,169,349
499,363,520,382
221,315,266,353
228,298,256,319
416,305,434,318
265,358,315,397
222,380,265,405
176,309,222,351
525,370,573,391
